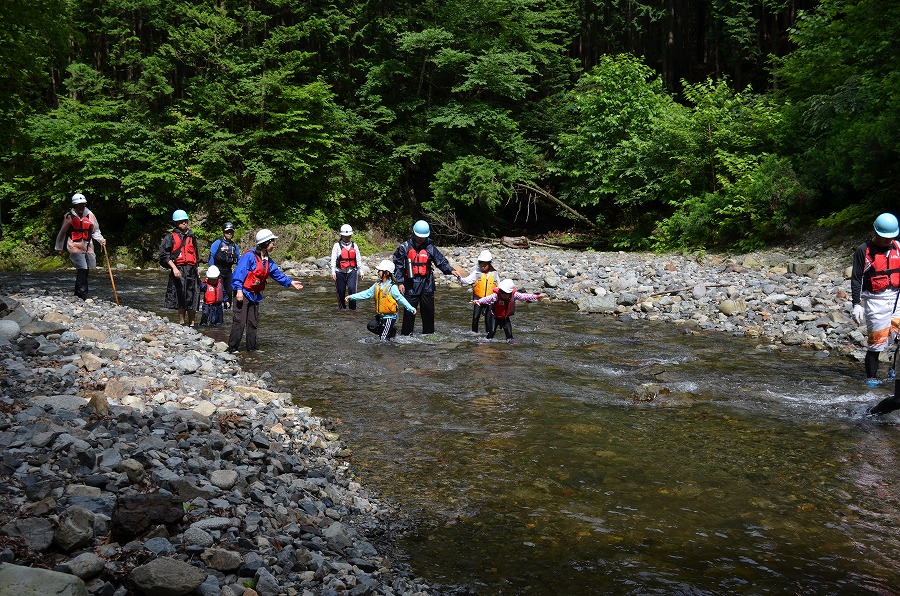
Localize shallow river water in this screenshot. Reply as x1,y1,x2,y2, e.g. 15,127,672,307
8,270,900,594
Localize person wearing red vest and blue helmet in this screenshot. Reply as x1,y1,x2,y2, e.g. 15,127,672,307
330,223,363,310
850,213,900,392
227,228,304,352
391,220,461,335
55,192,106,299
471,278,546,342
159,209,201,326
209,221,240,306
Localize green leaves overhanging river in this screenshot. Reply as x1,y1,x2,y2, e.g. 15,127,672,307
9,270,900,594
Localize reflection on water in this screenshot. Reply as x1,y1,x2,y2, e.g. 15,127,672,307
5,270,900,594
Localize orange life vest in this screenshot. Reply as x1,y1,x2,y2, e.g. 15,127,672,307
492,286,516,319
69,214,93,243
338,243,357,269
375,282,398,315
204,279,224,305
407,247,430,277
474,272,497,299
865,240,900,292
242,251,271,292
170,231,198,266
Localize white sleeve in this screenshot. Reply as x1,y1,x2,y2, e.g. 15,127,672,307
330,242,340,272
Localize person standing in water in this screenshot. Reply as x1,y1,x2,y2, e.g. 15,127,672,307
209,222,240,306
470,278,546,342
345,260,416,341
55,193,106,299
330,224,362,310
391,220,460,335
459,249,498,334
228,229,304,352
851,213,900,387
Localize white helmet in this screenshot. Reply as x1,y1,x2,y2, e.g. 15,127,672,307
498,278,515,294
377,259,395,273
256,228,278,244
71,193,87,205
340,224,353,236
206,265,220,278
477,249,492,262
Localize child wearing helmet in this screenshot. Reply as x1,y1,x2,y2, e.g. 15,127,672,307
199,265,229,326
209,222,240,306
345,260,416,341
159,210,201,326
459,249,499,333
330,224,363,310
470,278,546,342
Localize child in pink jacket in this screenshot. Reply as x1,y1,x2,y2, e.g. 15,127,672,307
470,278,546,341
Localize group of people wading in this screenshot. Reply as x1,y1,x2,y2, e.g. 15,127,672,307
56,193,900,414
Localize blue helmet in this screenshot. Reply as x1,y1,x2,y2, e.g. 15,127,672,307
413,220,430,238
874,213,899,238
172,209,189,222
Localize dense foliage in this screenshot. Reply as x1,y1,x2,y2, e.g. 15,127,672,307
0,0,895,258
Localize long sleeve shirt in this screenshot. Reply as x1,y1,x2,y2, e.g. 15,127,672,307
55,208,104,254
473,290,543,317
347,281,416,319
391,237,455,295
851,239,900,305
231,250,293,303
209,238,240,270
330,240,361,273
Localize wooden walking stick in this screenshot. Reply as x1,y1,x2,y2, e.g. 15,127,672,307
102,243,119,305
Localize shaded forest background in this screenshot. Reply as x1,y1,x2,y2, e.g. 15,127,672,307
0,0,897,263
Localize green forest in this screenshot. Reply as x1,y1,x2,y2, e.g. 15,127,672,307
0,0,897,262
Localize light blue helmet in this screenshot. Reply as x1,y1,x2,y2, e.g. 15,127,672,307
874,213,899,238
413,220,430,238
172,209,189,222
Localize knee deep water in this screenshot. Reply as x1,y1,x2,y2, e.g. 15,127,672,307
6,270,900,594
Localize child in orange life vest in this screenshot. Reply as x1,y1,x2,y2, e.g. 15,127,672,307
199,265,229,326
459,249,499,333
470,278,546,342
345,260,416,341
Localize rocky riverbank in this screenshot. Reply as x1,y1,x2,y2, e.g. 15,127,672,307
0,292,456,595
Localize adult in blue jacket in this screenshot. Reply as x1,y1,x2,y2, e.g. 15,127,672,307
228,229,303,352
391,220,460,335
209,221,240,305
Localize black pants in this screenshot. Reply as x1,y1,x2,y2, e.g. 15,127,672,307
401,292,435,335
220,269,234,306
336,269,359,310
487,317,513,340
367,315,397,340
228,299,259,351
472,304,495,333
75,268,90,299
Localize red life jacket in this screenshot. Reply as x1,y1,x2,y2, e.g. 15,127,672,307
338,243,357,269
242,251,271,292
69,214,93,242
407,247,430,277
170,231,198,266
204,279,224,305
492,286,516,319
865,240,900,292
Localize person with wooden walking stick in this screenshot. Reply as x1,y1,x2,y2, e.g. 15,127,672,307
55,193,106,299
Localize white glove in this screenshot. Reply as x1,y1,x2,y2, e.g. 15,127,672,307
852,304,864,325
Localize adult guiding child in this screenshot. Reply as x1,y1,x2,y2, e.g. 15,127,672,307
851,212,900,388
391,220,461,336
159,209,201,326
55,192,106,299
228,228,304,352
209,221,240,305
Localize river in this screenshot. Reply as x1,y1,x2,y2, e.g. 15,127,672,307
5,269,900,594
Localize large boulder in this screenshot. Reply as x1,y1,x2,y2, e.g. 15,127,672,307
129,557,206,596
0,562,88,596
